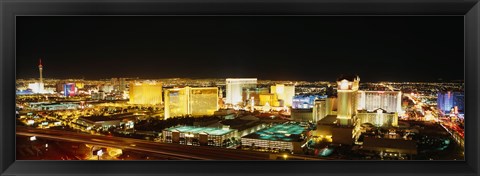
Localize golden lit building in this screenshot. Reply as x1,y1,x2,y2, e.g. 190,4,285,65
190,87,219,116
75,82,85,89
325,97,337,116
225,78,257,106
164,87,189,118
164,87,219,119
128,81,163,105
313,99,326,122
242,87,269,106
336,75,360,126
270,84,295,107
356,109,398,127
259,93,280,107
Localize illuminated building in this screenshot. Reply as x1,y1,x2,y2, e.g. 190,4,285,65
91,91,106,100
163,126,237,146
164,87,219,119
291,108,314,122
63,83,76,97
315,115,354,145
165,87,188,118
336,75,360,126
271,84,295,107
362,137,417,156
76,114,139,130
128,81,163,105
259,93,279,106
242,87,269,105
111,78,127,92
75,82,85,89
315,75,360,145
437,91,464,114
225,78,257,105
241,122,309,154
313,99,327,122
292,95,327,109
357,91,402,113
29,102,80,111
101,84,114,93
356,109,398,127
190,87,219,116
28,82,45,94
325,97,337,116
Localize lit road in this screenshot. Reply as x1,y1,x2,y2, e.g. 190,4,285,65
16,126,322,160
405,94,464,147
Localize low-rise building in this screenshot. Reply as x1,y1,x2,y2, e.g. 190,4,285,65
241,122,309,154
291,108,313,122
361,136,417,156
76,113,138,130
162,126,238,147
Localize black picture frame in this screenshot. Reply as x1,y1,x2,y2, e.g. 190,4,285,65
1,0,479,176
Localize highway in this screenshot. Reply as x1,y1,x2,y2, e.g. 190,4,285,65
16,126,322,160
405,94,465,147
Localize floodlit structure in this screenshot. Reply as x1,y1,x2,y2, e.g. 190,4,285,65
336,75,360,126
128,81,163,105
242,87,269,105
163,126,237,146
313,99,327,122
164,86,219,119
292,95,327,109
357,91,402,113
225,78,257,106
190,87,219,116
325,97,337,116
28,82,45,94
38,58,43,84
29,58,46,94
241,122,309,154
356,108,398,127
437,91,464,114
271,84,295,107
63,83,76,97
259,93,279,106
291,108,314,122
76,114,139,130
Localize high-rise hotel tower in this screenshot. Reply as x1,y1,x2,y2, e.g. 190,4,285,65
225,78,257,106
336,75,360,126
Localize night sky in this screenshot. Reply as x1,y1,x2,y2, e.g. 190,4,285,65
16,16,464,82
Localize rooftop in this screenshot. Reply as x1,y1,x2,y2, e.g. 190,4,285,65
363,137,417,150
164,126,236,136
221,118,263,131
337,74,360,82
79,113,139,122
242,122,307,142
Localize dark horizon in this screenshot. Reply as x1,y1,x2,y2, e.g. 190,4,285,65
16,16,464,82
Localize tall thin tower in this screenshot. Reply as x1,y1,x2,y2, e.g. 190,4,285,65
38,58,43,84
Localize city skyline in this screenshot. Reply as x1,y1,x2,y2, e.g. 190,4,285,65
16,16,464,82
15,16,465,161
